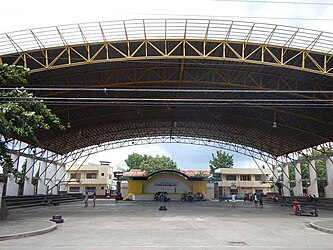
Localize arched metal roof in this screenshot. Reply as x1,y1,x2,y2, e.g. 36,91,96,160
1,19,332,157
129,169,205,181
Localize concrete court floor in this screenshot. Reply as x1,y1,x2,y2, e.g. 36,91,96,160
1,200,333,250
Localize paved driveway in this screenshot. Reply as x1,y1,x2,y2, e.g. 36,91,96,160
1,200,333,249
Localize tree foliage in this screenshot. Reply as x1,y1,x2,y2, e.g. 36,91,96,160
209,150,233,174
0,64,63,176
125,153,178,174
124,153,146,170
194,172,206,177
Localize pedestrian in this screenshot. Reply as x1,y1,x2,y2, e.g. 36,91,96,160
231,194,236,208
93,192,96,207
84,192,89,207
259,196,263,208
254,194,258,208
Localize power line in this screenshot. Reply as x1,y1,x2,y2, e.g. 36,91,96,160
210,0,333,6
1,87,333,94
140,13,333,21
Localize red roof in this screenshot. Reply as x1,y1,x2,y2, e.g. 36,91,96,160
181,170,210,177
123,169,210,177
123,169,146,177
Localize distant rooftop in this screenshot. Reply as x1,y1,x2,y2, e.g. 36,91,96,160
123,169,210,177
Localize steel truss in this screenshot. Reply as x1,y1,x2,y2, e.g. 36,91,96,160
5,138,333,194
1,19,333,76
46,119,302,157
64,135,275,164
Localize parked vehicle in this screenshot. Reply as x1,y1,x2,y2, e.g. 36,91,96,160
154,192,170,202
194,192,206,201
181,192,194,202
293,200,318,217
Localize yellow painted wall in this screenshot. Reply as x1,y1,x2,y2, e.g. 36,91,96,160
128,172,206,195
143,173,191,193
192,181,207,195
128,180,143,194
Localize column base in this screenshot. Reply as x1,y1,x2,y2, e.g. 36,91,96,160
37,183,48,195
23,182,35,195
324,185,333,198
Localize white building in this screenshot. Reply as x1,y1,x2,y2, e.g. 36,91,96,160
65,161,115,196
206,168,272,199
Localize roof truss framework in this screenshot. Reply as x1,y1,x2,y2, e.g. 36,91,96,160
1,19,333,76
1,39,333,76
0,19,332,157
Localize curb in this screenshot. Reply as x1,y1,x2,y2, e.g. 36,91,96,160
0,221,57,241
309,222,333,234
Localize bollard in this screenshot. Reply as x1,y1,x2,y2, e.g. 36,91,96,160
159,206,167,211
50,215,64,223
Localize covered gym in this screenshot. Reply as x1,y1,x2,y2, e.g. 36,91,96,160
1,19,333,199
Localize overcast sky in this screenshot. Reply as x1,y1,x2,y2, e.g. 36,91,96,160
2,0,332,170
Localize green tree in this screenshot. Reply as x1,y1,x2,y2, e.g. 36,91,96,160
125,153,147,170
194,172,206,178
0,64,63,176
209,150,233,174
125,153,177,174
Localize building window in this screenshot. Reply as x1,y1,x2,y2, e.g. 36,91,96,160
70,173,81,180
69,187,80,192
240,175,251,181
86,173,97,179
255,175,262,181
230,189,238,195
226,175,236,181
108,174,112,179
255,189,263,195
101,186,104,190
85,187,96,193
101,173,104,176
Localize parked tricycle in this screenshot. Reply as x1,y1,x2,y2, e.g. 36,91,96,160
293,200,318,217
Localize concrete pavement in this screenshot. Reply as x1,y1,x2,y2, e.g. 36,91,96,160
310,220,333,234
1,200,333,249
0,219,56,241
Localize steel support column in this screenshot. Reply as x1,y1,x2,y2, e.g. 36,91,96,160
272,165,279,193
46,163,57,195
6,153,19,196
325,156,333,198
56,164,66,193
282,164,290,196
293,162,303,196
308,160,319,197
37,160,47,195
23,156,35,195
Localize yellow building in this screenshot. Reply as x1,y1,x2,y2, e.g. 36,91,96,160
65,162,115,196
123,170,207,201
213,168,272,197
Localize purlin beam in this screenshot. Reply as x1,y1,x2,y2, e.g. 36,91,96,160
2,38,333,77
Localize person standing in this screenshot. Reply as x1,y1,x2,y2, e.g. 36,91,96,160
93,192,96,207
259,195,263,208
231,194,236,208
84,192,89,207
254,194,258,208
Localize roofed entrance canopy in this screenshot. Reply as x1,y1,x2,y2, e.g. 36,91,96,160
1,19,332,156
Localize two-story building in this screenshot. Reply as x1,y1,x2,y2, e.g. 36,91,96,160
214,168,272,197
65,161,115,196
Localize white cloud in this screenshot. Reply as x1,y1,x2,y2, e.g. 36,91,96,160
234,158,265,169
1,0,330,31
81,143,268,171
84,144,171,169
